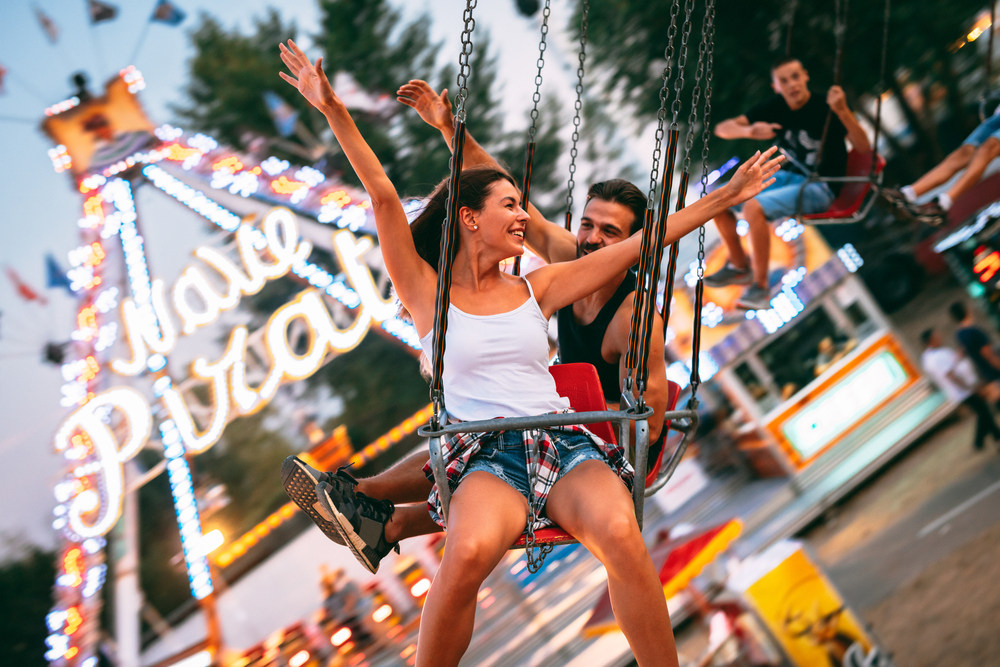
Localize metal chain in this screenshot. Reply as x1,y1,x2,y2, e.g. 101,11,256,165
697,0,716,276
682,0,709,173
691,0,715,397
670,0,695,128
453,0,478,123
524,432,553,573
565,0,589,226
644,0,682,208
528,0,552,141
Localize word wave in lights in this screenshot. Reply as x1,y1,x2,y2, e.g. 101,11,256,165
55,207,402,538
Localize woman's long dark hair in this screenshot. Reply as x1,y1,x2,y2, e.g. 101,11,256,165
398,165,517,330
409,165,518,269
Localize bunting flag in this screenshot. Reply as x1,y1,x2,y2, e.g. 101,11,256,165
87,0,118,24
151,0,185,26
35,7,61,43
262,90,299,138
0,63,7,95
5,267,48,304
46,254,74,295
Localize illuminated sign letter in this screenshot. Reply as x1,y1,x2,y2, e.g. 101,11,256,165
53,388,153,538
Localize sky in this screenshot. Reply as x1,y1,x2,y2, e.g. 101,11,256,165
0,0,660,555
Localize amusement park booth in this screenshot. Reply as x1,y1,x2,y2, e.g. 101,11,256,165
665,226,953,551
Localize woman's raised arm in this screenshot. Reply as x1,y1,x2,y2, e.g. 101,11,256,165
279,40,436,317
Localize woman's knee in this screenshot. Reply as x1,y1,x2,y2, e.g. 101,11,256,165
980,137,1000,160
587,513,643,560
954,143,977,164
443,538,502,582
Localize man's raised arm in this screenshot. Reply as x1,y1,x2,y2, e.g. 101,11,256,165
397,79,577,264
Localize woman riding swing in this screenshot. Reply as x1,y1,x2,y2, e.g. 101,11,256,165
278,39,780,667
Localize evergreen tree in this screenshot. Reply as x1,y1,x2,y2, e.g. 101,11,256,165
0,543,55,667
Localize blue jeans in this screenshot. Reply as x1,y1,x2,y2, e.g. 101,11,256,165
742,168,834,220
462,430,605,503
963,112,1000,146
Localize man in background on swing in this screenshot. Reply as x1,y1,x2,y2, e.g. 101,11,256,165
704,56,871,310
281,80,675,574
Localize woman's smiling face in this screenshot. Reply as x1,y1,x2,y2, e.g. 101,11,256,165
462,178,529,259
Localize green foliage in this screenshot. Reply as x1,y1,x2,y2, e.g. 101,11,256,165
174,10,312,159
136,452,191,618
196,410,297,539
311,331,428,450
0,544,54,666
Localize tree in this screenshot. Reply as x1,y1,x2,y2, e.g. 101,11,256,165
0,543,55,666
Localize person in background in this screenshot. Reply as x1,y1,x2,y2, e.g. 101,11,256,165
882,107,1000,226
704,56,871,310
921,327,1000,451
949,301,1000,400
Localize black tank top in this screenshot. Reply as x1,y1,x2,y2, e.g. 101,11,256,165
557,271,637,402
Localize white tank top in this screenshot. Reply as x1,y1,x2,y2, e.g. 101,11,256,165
419,278,571,422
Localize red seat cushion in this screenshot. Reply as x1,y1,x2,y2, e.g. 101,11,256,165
511,365,679,548
802,150,885,220
549,363,617,443
645,380,681,487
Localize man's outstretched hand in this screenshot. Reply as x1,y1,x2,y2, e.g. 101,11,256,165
397,80,453,131
278,39,339,113
726,147,783,205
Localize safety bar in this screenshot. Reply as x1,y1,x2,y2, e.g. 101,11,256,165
419,404,691,531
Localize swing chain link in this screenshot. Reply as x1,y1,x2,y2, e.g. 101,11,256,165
670,0,695,127
565,0,589,222
454,0,478,123
692,0,716,397
645,0,682,207
524,432,553,574
683,0,710,173
528,0,552,141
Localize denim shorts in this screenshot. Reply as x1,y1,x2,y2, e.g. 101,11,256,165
739,168,834,220
963,113,1000,146
461,430,606,503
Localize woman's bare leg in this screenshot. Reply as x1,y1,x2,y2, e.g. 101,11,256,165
415,472,529,667
546,461,678,667
911,143,976,196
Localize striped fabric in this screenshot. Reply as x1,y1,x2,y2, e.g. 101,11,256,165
422,416,634,532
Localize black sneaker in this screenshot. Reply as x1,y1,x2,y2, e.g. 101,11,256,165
280,456,350,545
910,200,947,227
736,284,772,311
879,187,914,220
316,481,399,574
704,262,752,288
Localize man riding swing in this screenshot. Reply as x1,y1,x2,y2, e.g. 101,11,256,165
282,81,677,573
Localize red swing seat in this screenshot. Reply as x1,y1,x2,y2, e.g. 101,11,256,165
511,363,682,548
801,149,885,223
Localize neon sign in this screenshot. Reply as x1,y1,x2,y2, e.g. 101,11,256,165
54,206,411,541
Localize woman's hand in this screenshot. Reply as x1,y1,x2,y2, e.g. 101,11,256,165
725,147,783,206
396,80,453,131
278,40,339,114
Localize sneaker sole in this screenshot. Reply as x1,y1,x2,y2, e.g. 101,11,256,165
704,273,753,288
280,457,344,546
316,482,379,574
735,298,771,311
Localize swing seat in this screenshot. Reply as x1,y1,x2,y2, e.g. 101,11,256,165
800,150,886,224
510,364,682,548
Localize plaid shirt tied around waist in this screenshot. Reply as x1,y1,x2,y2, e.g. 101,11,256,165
422,411,635,532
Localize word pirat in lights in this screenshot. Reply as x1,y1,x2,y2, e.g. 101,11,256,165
42,66,420,667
